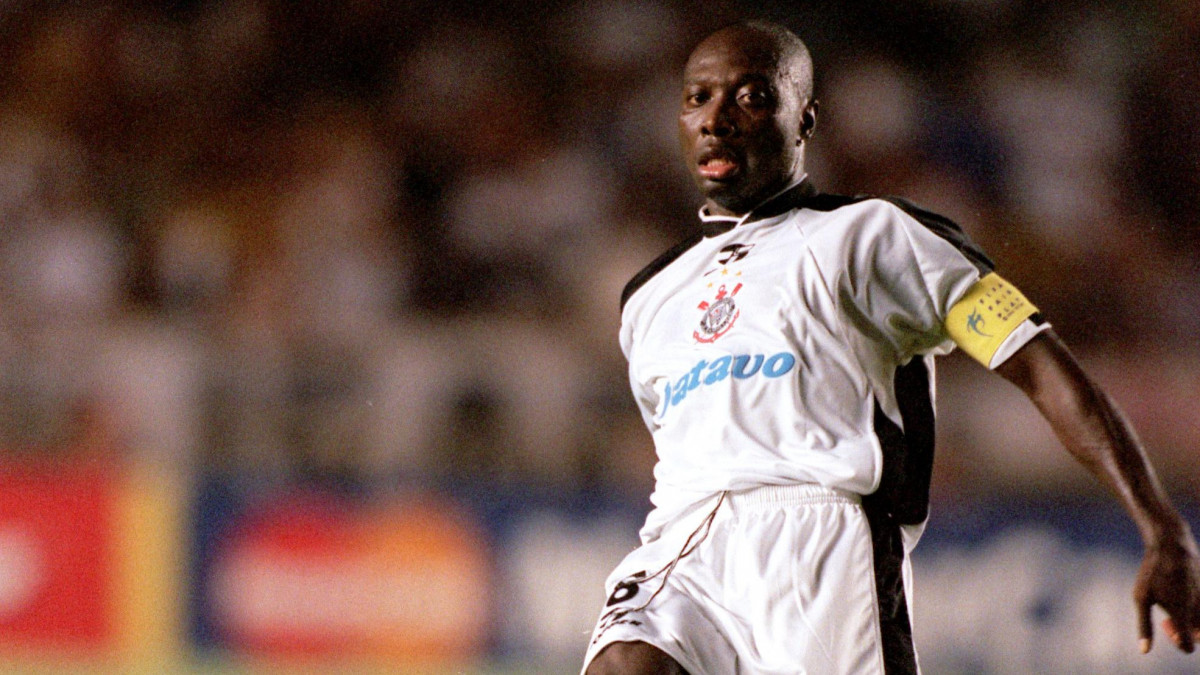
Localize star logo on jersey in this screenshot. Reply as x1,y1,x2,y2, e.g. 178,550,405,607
693,283,742,343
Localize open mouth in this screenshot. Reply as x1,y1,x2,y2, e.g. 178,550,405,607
699,157,740,180
697,148,741,181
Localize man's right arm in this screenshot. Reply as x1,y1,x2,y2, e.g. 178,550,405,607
994,329,1200,654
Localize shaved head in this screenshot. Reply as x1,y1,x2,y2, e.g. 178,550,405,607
694,21,814,105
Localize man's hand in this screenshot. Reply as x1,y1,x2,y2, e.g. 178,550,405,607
1135,534,1200,653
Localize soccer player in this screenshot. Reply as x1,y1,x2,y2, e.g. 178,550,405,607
582,20,1200,675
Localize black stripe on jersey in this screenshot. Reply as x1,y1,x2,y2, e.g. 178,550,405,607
794,190,994,276
620,232,704,311
861,356,934,675
877,198,1046,326
867,356,936,526
621,181,816,311
880,196,993,275
740,182,994,274
621,182,995,312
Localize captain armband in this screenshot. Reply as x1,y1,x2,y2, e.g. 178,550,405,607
945,272,1040,369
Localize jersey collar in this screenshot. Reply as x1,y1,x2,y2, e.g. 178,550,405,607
697,177,818,237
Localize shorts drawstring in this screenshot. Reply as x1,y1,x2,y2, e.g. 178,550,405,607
621,491,727,616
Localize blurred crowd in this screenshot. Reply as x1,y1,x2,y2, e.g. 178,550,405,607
0,0,1197,505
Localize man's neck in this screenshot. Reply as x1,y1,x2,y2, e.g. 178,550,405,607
701,174,809,221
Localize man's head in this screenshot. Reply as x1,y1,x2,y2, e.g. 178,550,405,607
678,21,818,216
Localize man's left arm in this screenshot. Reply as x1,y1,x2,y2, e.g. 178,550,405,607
994,329,1200,654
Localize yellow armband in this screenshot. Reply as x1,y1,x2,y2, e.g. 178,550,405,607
945,272,1038,367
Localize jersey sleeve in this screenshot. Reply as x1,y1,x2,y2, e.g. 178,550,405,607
839,200,988,361
842,200,1048,369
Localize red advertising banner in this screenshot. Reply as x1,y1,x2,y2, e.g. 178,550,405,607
209,491,491,665
0,461,184,669
0,465,114,652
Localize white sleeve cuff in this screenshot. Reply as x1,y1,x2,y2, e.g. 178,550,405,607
988,319,1052,369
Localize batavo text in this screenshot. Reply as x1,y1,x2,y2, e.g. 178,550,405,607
660,352,797,417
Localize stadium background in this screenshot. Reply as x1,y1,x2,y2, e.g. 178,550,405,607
0,0,1197,672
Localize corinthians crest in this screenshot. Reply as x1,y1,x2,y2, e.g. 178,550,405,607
694,283,742,343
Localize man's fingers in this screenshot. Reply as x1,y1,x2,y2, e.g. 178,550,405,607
1138,598,1154,654
1163,616,1198,653
1163,617,1180,647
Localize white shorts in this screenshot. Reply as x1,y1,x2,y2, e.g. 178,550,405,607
581,484,919,675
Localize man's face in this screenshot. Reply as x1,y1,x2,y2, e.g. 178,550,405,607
678,29,807,216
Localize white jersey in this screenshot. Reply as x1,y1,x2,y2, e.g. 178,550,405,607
620,182,1046,543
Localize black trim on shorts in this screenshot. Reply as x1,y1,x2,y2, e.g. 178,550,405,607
861,494,919,675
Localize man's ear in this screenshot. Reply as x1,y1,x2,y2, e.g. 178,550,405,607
800,100,819,140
